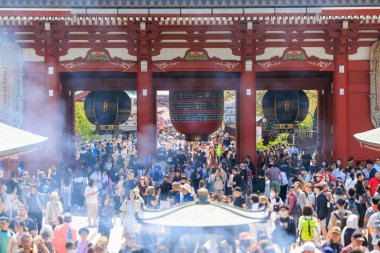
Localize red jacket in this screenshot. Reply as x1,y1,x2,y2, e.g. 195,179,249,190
369,177,380,196
53,223,77,253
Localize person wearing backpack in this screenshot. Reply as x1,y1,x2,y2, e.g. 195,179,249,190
367,202,380,250
298,206,320,245
328,198,352,232
287,185,303,228
347,188,365,228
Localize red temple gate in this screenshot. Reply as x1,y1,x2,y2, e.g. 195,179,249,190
0,4,378,168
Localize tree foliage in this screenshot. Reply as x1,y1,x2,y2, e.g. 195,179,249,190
75,102,97,141
256,133,290,151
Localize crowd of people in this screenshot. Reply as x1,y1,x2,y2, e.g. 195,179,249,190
1,129,380,253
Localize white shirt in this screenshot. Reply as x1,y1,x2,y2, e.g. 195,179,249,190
280,172,288,186
90,172,102,189
84,186,98,204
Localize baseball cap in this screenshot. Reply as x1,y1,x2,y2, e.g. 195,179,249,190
351,232,365,241
127,169,134,174
330,226,341,234
302,241,316,252
233,187,242,192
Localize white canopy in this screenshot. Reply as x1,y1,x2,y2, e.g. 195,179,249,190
138,201,268,227
354,128,380,152
0,123,48,160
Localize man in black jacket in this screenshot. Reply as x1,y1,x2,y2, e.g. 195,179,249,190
314,183,329,240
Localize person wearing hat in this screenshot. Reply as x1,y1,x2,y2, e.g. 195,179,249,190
301,241,316,253
233,187,246,209
321,226,343,253
237,232,254,253
341,231,369,253
44,191,63,226
328,198,352,233
180,184,194,203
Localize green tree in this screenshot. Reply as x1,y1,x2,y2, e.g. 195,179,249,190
75,102,96,141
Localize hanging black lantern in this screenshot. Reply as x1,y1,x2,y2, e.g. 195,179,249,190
262,90,309,124
84,91,131,125
169,91,224,141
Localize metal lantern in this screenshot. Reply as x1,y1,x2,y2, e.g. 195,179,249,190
262,90,309,124
84,91,131,125
169,91,224,141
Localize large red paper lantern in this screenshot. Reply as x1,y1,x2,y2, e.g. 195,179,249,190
169,91,224,141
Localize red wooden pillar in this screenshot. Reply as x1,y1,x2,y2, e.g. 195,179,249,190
322,87,333,162
239,58,256,163
333,37,349,161
44,55,62,168
136,66,155,165
316,90,323,164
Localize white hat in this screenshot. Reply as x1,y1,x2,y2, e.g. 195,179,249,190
180,183,192,193
302,242,316,252
132,188,140,197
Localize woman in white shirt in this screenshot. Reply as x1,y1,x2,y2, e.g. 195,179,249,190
84,179,99,227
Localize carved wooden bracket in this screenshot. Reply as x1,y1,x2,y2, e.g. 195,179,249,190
59,48,137,72
257,47,333,72
152,48,240,72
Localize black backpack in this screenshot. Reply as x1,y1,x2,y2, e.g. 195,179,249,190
153,169,160,182
347,199,359,215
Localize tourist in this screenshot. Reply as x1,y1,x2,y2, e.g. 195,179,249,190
328,198,352,232
369,172,380,196
26,185,44,232
18,234,36,253
341,232,369,253
7,221,28,253
0,216,12,253
38,225,54,253
73,168,87,211
321,226,343,253
84,179,99,227
98,195,114,239
267,163,281,195
287,185,302,228
298,206,319,245
341,214,361,247
120,188,144,234
53,213,77,253
9,206,36,236
157,175,172,209
180,184,194,203
44,191,63,226
61,171,72,212
346,188,365,227
77,228,90,253
232,187,246,208
0,185,12,219
314,183,329,240
272,205,296,253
